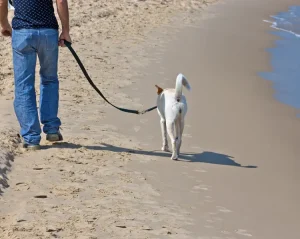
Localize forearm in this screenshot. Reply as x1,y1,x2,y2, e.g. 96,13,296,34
0,0,8,26
56,0,69,32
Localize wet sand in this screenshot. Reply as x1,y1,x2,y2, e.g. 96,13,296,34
113,0,300,238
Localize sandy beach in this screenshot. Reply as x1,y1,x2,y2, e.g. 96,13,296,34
1,0,300,238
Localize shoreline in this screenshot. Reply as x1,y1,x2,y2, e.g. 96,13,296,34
261,7,300,117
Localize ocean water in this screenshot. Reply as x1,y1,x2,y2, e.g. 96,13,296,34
261,6,300,115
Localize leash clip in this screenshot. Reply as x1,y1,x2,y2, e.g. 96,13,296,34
138,110,146,115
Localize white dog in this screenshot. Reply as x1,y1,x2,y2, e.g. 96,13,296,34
155,73,191,160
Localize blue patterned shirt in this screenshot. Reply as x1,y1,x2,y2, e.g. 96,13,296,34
12,0,59,30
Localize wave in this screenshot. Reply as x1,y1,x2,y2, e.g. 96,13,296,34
263,6,300,38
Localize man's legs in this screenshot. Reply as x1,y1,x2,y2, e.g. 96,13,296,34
37,29,62,141
12,29,41,147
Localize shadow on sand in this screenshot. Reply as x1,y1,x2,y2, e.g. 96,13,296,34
42,142,257,168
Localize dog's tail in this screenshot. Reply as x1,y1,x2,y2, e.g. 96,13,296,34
175,73,191,101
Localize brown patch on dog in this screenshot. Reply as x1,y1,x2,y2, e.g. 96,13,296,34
155,85,164,95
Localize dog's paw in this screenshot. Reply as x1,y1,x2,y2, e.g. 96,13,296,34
171,154,178,160
162,145,169,152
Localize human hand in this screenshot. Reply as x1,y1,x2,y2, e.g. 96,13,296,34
59,31,72,47
1,22,12,37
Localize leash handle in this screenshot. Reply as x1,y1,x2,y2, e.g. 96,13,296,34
63,40,72,47
63,40,157,115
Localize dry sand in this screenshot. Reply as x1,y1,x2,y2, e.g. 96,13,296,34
1,0,300,238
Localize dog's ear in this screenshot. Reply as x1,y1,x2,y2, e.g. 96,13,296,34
155,85,163,95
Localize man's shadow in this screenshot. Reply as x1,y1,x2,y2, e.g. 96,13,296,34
43,142,257,168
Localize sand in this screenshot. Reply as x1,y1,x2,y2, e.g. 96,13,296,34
1,0,300,238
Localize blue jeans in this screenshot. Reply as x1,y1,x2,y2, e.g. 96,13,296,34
12,29,61,145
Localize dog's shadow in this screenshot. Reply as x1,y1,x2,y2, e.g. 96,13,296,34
43,142,257,168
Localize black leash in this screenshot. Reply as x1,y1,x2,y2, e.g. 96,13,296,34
63,40,157,115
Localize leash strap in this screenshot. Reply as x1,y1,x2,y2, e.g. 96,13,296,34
63,40,157,115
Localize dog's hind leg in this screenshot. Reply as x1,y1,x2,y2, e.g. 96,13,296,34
166,121,178,160
160,119,169,152
175,117,183,156
177,117,184,155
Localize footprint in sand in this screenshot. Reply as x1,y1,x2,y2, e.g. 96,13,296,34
140,119,148,124
15,182,30,191
195,169,207,173
81,125,91,131
193,185,210,191
204,196,214,203
216,206,232,213
191,185,210,194
133,126,141,132
235,229,252,237
183,133,192,138
221,230,231,235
